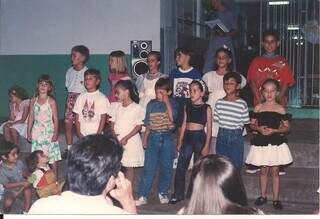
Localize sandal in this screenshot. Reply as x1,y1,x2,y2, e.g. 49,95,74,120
254,196,267,206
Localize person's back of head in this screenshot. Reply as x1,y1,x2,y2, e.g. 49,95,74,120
184,154,247,214
67,134,123,196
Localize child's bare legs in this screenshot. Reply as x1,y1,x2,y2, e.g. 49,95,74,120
50,161,58,179
3,192,16,213
23,186,32,213
9,128,19,145
271,166,280,200
3,124,13,143
65,120,73,146
124,167,135,185
259,166,270,198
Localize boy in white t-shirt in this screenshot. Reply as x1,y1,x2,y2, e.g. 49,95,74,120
64,45,89,154
73,69,110,137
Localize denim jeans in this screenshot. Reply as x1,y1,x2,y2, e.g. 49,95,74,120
173,130,206,199
216,128,244,169
138,131,175,198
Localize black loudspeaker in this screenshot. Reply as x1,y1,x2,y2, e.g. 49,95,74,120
130,40,152,78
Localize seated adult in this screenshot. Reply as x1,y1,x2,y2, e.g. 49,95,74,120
179,154,263,214
28,134,136,214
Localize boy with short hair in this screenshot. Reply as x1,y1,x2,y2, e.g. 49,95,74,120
214,72,250,170
64,45,90,154
135,77,178,206
247,29,295,107
73,69,110,138
246,29,295,174
0,140,32,213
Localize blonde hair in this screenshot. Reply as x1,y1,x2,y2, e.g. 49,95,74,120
109,50,127,74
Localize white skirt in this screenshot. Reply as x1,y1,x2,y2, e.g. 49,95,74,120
245,143,293,166
0,121,27,137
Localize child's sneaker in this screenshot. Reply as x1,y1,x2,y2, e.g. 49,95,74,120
158,194,169,204
135,197,147,206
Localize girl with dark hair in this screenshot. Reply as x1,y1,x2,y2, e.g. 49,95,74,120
169,80,212,204
0,85,30,145
179,154,263,214
110,80,145,184
202,47,246,153
245,79,293,210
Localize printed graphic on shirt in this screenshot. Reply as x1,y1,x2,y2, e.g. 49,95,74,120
82,100,95,121
256,60,287,91
173,78,193,98
149,112,174,131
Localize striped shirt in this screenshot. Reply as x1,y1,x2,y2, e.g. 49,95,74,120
213,98,250,130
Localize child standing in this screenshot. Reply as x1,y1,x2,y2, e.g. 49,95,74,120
202,47,246,153
64,45,89,154
26,150,64,198
135,77,178,206
27,75,61,178
245,79,292,210
246,29,295,175
107,50,131,103
0,140,32,213
0,86,30,145
73,69,110,137
169,80,212,204
110,80,145,184
136,51,165,110
214,72,250,170
169,47,202,129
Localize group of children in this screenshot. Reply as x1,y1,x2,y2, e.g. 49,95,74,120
0,29,295,213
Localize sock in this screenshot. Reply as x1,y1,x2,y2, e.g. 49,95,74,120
67,145,72,150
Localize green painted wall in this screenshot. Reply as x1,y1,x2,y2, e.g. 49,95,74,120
0,54,131,118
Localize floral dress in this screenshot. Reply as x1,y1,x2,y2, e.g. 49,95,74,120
31,97,61,163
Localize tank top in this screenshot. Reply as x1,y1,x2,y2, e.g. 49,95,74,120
186,101,209,125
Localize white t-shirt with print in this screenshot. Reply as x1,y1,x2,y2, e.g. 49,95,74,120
65,66,88,93
73,90,110,136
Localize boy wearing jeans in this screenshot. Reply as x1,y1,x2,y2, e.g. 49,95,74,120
135,77,178,206
214,72,250,169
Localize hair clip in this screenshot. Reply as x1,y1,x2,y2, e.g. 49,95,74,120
222,45,231,51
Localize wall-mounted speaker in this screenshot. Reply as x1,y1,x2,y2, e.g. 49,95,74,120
130,40,152,78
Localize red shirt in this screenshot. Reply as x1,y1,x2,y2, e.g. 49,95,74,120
247,55,295,106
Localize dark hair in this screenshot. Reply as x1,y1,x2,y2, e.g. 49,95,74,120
262,29,280,41
37,74,54,97
175,46,195,67
8,85,29,100
184,154,247,214
67,134,123,196
155,77,173,94
26,150,43,172
72,45,90,63
148,51,161,62
84,68,101,88
214,47,234,71
0,140,19,158
115,80,140,103
223,72,242,85
190,80,209,102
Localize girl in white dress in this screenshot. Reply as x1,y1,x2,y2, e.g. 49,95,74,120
202,47,246,153
0,86,30,145
110,80,145,184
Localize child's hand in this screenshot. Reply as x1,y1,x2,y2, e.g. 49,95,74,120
142,138,148,149
120,137,128,146
51,134,58,142
264,128,275,135
257,126,269,135
21,181,30,189
176,141,182,152
201,146,209,156
27,132,32,143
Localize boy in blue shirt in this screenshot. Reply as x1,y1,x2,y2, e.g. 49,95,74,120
135,77,178,206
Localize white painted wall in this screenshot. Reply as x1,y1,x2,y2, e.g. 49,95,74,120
0,0,160,54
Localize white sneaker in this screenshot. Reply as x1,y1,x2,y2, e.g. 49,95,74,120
135,197,147,206
158,194,169,204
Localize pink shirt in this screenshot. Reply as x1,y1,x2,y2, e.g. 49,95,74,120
107,73,131,102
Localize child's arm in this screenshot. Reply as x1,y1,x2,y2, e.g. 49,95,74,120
10,103,29,126
8,102,16,121
143,127,150,149
97,114,107,134
248,81,262,105
120,125,142,146
3,181,30,190
27,98,35,142
49,98,59,142
177,106,187,152
266,107,290,135
201,106,212,156
110,122,116,136
162,92,174,122
75,114,84,138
